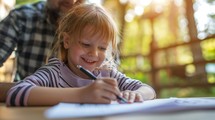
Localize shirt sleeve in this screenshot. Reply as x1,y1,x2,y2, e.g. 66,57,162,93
109,69,151,91
6,67,53,106
0,10,21,66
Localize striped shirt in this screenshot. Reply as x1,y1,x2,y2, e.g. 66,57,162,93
6,57,152,106
0,1,56,81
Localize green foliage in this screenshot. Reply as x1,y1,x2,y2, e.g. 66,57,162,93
125,72,149,83
206,0,215,4
158,70,169,84
119,58,137,70
120,57,150,71
201,38,215,60
121,20,151,55
161,87,215,98
208,73,215,83
16,0,41,6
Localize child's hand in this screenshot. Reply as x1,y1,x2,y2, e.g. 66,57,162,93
121,90,143,103
79,78,121,104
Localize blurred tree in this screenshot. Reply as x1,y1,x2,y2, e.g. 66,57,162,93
16,0,40,6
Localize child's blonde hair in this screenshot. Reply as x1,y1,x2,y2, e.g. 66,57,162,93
49,3,119,67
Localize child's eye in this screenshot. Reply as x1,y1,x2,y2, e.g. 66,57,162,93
80,42,90,47
99,47,107,51
83,43,90,47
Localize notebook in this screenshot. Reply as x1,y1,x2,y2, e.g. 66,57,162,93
45,97,215,119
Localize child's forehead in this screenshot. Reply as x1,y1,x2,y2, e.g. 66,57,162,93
79,26,111,42
80,35,109,45
81,25,98,33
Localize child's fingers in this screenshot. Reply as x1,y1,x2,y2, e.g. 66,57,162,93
101,89,118,101
92,93,112,104
98,78,121,96
128,92,135,103
135,93,144,102
122,91,129,100
122,91,144,103
93,79,120,101
82,82,116,103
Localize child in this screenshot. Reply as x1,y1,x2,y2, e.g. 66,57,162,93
6,4,156,106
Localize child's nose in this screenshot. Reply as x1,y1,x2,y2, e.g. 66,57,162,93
88,47,98,56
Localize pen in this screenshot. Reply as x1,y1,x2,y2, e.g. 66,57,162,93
77,65,128,104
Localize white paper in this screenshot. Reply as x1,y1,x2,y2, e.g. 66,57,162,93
45,98,215,119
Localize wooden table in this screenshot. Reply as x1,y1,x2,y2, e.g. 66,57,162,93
1,103,215,120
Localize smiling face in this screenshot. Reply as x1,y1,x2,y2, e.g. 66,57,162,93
63,26,109,78
53,4,119,79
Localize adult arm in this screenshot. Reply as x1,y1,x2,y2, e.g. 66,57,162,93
0,10,20,66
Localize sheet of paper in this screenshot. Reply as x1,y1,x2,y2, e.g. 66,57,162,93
44,98,215,119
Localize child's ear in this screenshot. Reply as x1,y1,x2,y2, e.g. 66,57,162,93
62,32,70,49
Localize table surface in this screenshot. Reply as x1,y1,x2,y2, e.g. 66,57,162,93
1,103,215,120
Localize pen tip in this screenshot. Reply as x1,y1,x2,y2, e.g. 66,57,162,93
77,65,81,68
